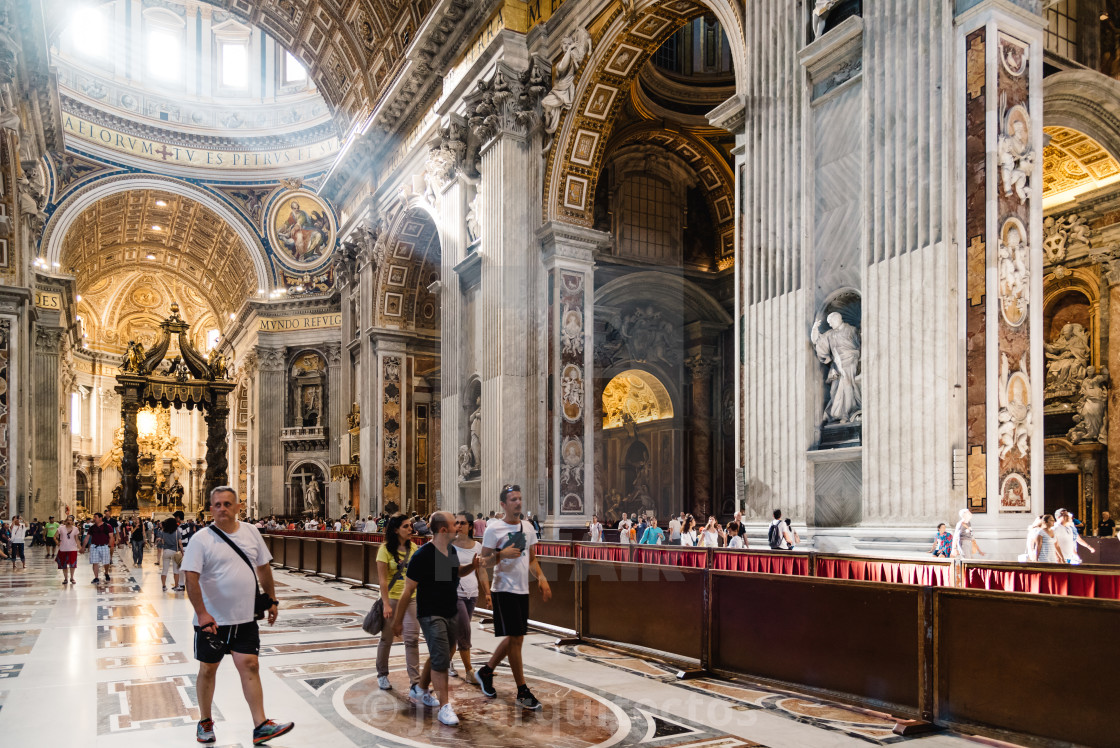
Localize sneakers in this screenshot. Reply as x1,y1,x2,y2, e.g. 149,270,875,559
463,667,475,685
437,703,460,726
91,577,99,585
475,665,496,697
409,684,440,708
252,719,294,745
377,675,392,690
516,685,542,711
448,665,458,678
196,718,215,744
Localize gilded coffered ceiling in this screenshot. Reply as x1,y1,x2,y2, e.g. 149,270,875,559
1043,126,1120,204
77,271,218,354
376,210,440,330
60,189,257,319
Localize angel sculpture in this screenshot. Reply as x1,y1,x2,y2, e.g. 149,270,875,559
122,340,146,373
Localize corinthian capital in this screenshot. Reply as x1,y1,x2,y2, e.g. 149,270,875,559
34,327,63,351
255,346,286,371
465,58,551,143
685,353,719,379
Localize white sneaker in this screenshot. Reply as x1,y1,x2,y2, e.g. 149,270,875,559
448,666,458,678
377,675,392,690
437,703,459,726
409,684,439,708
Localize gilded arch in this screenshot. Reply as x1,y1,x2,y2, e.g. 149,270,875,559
544,0,744,227
372,200,442,331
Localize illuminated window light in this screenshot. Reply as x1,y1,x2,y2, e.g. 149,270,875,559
155,200,168,207
151,224,162,231
146,253,156,260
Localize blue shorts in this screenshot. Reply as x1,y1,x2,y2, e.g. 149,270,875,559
88,545,110,565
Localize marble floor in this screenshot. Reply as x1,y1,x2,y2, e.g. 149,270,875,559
0,547,996,748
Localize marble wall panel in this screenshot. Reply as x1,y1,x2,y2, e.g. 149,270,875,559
965,27,988,513
558,271,586,515
0,319,8,519
382,355,401,508
812,83,862,310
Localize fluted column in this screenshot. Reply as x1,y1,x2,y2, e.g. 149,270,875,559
466,58,549,517
437,154,465,513
325,342,344,514
254,346,286,515
32,327,63,519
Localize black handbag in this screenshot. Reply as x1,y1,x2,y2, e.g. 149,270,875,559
209,525,273,620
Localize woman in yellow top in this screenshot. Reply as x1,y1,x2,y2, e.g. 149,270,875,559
375,513,419,692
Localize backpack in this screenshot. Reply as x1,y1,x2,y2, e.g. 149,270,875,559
767,522,783,549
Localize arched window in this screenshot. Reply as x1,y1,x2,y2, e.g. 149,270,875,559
63,5,111,63
283,51,307,85
144,9,185,85
213,19,251,92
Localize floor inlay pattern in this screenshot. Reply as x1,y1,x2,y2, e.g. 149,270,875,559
96,603,160,620
96,623,175,649
97,651,190,669
97,674,221,734
0,630,40,656
0,664,23,679
271,657,764,748
542,643,914,745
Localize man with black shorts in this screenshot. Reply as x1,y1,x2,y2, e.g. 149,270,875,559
391,511,479,726
476,484,552,709
182,486,293,745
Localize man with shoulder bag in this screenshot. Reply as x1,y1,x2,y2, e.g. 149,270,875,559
182,486,293,746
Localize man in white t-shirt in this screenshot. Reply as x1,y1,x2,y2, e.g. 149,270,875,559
182,486,293,746
476,483,552,710
668,513,683,545
589,516,603,542
768,509,795,550
618,513,632,544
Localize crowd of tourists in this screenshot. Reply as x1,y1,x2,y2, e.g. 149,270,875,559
933,507,1108,563
584,508,800,549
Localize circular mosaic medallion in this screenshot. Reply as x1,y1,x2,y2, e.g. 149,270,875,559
335,669,629,747
267,188,336,269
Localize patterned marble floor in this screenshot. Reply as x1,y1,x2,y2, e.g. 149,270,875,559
0,545,996,748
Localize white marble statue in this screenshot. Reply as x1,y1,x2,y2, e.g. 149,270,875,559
465,190,481,244
997,354,1031,459
457,445,473,480
811,312,862,424
541,28,592,135
468,396,482,471
1045,322,1090,392
1068,367,1109,444
304,479,321,514
997,102,1034,201
997,220,1030,327
812,0,843,38
1043,213,1090,265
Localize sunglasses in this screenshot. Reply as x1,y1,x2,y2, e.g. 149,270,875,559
454,520,467,525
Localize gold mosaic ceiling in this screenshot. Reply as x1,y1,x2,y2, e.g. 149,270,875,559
61,189,257,319
1043,126,1120,202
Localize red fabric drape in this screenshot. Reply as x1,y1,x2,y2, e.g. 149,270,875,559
634,547,706,567
576,544,627,561
817,557,952,586
535,541,573,558
711,551,810,576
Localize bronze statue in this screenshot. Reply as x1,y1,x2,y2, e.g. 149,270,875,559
122,340,146,373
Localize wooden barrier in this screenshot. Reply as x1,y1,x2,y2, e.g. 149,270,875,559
711,572,927,717
582,560,704,662
529,557,579,633
934,589,1120,745
960,560,1120,599
299,537,319,573
260,532,1118,744
339,541,366,584
319,539,340,579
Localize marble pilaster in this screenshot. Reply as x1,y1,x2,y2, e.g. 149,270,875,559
325,342,344,514
539,221,605,531
31,326,63,520
254,346,285,515
955,2,1045,535
685,351,719,520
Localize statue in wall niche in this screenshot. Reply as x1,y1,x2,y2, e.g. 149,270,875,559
465,191,481,244
997,354,1032,459
468,396,482,470
812,0,844,37
1045,323,1091,393
301,385,321,426
540,28,593,135
304,480,321,515
619,306,680,367
811,312,862,424
169,478,184,506
1068,367,1110,444
998,100,1034,201
457,445,473,480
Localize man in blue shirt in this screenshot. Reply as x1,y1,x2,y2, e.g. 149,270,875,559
639,517,665,544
